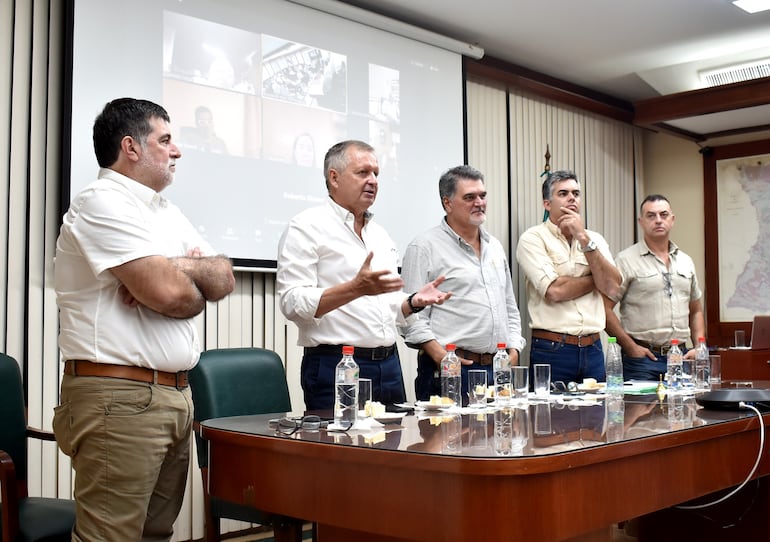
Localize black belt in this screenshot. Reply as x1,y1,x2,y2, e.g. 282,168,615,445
532,329,600,348
304,344,396,361
455,348,495,366
631,338,684,356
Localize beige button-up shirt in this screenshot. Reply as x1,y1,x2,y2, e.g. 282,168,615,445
610,240,702,345
516,219,615,336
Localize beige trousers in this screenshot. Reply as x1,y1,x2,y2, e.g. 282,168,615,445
53,375,192,542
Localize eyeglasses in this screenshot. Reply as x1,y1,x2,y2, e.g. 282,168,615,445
274,415,352,436
276,415,325,436
662,272,672,297
551,381,579,393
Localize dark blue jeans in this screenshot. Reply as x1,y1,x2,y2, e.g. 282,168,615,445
301,350,406,410
622,347,689,381
414,350,494,403
528,336,605,389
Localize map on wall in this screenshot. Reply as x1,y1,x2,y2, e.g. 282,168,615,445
717,154,770,321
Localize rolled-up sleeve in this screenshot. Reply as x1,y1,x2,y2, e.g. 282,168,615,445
276,221,324,323
516,228,559,298
399,242,436,347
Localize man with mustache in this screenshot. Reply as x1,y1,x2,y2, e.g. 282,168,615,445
516,170,621,386
400,165,526,401
53,97,235,541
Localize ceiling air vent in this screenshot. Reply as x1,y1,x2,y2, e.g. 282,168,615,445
699,58,770,87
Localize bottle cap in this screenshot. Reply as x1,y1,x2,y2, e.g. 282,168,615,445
497,342,506,349
608,336,617,343
671,339,679,345
446,343,456,351
342,345,354,355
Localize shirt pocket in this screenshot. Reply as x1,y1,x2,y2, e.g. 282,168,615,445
633,269,664,297
545,246,573,276
672,266,694,303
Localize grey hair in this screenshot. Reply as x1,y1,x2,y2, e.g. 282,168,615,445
438,165,484,209
542,170,579,200
323,140,375,190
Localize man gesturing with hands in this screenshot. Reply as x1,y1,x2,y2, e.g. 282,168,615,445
277,140,450,410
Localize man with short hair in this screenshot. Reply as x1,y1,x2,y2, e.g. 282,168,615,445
604,194,705,380
400,165,526,400
277,140,451,410
53,97,235,541
516,170,621,385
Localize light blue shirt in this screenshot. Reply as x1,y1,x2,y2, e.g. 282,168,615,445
400,218,526,353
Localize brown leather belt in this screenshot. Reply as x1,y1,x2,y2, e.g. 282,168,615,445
63,360,188,388
532,329,601,348
631,338,681,356
455,348,495,366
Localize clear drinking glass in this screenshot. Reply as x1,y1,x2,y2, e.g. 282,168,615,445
533,364,551,398
708,355,721,385
358,378,372,415
468,369,488,407
512,366,529,402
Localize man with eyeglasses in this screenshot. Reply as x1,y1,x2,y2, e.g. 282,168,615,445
516,170,621,386
604,194,705,380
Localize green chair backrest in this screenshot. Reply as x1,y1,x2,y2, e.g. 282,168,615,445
188,347,292,467
0,353,29,482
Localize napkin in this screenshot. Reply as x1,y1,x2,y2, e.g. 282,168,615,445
327,417,385,432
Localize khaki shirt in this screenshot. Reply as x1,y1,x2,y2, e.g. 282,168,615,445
611,240,702,345
516,219,615,335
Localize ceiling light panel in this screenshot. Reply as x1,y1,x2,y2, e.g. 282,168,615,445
732,0,770,14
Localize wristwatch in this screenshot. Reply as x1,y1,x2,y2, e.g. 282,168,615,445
578,239,597,253
407,292,424,313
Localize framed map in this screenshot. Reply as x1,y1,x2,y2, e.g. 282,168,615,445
704,139,770,346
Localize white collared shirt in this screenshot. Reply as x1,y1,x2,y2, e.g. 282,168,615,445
55,168,214,372
276,198,408,347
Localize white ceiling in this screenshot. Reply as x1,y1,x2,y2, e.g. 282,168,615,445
337,0,770,137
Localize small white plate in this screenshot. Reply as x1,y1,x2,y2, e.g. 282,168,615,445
415,400,453,411
373,412,406,424
577,384,605,393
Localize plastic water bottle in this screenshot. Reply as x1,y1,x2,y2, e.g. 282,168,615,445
605,337,624,396
694,337,710,389
666,339,683,390
493,343,512,405
441,344,462,407
334,345,359,426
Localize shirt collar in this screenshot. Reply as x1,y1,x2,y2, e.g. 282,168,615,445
639,238,679,256
326,196,372,225
99,168,168,209
440,217,489,246
544,218,567,241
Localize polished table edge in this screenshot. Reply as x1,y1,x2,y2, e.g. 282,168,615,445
200,410,768,475
201,409,770,542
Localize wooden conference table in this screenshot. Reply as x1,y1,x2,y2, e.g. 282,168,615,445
200,386,770,542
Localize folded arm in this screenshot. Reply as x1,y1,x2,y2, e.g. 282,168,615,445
112,253,234,319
